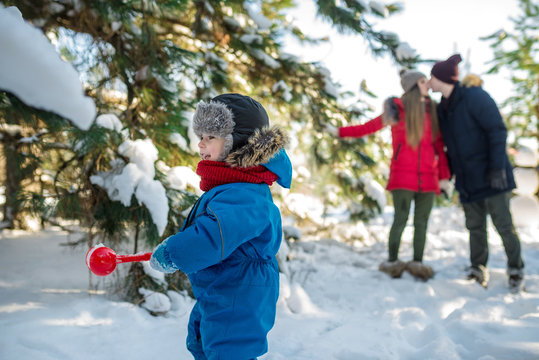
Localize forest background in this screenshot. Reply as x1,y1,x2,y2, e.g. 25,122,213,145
0,0,537,302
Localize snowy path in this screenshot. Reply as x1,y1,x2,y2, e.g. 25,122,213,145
1,206,538,360
268,206,539,359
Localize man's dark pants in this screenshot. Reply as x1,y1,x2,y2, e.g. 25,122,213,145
461,191,524,270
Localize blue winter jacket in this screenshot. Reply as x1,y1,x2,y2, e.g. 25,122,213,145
437,83,516,203
164,147,292,360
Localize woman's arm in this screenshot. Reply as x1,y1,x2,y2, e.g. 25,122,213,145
339,115,384,138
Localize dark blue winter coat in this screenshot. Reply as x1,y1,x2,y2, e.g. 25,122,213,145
164,147,292,360
437,83,515,203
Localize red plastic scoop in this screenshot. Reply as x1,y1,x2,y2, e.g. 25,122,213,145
85,244,152,276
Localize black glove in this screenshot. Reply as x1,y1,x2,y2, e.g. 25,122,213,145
488,168,508,190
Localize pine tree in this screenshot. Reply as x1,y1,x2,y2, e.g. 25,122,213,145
0,93,73,230
1,0,420,303
483,0,538,143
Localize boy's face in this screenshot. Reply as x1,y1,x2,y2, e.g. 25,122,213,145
198,134,226,161
427,76,443,93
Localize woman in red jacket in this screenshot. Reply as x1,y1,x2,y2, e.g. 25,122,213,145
332,70,451,280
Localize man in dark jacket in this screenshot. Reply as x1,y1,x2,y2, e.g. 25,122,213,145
428,54,524,292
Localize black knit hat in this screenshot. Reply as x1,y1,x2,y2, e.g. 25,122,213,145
192,93,270,160
431,54,462,84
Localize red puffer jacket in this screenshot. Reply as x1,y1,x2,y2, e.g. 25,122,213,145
339,98,450,193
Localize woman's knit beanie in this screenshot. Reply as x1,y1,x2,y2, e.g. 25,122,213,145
431,54,462,84
400,69,426,92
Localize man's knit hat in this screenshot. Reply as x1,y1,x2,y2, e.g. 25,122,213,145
400,69,426,92
431,54,462,84
192,93,270,160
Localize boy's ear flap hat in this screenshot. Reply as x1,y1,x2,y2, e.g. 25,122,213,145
192,93,287,167
431,54,462,84
192,100,235,161
400,69,425,93
211,93,270,151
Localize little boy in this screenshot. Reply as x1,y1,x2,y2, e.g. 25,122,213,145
150,93,292,359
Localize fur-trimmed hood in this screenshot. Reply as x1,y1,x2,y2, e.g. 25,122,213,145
462,73,483,88
226,125,288,168
227,125,292,189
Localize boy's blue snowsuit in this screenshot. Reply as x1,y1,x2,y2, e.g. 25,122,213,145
163,150,292,360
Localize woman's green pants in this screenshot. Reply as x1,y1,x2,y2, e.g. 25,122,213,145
388,190,435,262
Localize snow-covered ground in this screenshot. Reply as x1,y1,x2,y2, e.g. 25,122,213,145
2,4,538,360
1,205,538,360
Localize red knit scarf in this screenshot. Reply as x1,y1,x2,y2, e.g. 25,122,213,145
196,160,279,191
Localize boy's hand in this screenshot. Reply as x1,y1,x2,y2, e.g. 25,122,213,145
150,238,179,273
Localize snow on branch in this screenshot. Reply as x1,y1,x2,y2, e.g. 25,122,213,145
0,6,96,130
90,139,169,236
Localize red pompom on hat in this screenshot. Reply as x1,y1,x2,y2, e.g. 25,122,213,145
431,54,462,84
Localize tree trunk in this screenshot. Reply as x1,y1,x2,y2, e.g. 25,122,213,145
1,131,23,229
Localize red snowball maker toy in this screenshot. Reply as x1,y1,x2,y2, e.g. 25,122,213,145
85,244,152,276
